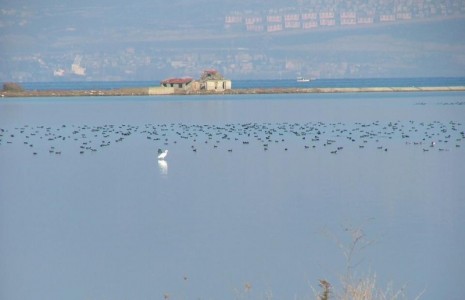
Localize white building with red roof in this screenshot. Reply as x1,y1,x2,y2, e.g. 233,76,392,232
149,70,231,95
161,77,194,89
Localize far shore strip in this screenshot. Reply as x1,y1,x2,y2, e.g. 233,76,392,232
1,86,465,97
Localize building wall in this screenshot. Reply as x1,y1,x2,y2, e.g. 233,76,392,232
161,81,193,90
204,80,232,91
149,87,175,95
191,81,201,91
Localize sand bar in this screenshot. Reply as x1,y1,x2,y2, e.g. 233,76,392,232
1,86,465,98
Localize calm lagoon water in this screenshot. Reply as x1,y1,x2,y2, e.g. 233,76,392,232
1,92,465,300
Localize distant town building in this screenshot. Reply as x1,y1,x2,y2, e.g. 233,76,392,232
301,12,318,20
267,15,282,23
267,24,283,32
225,15,242,24
319,11,335,19
320,18,336,26
380,14,396,22
358,17,374,24
224,13,244,30
340,11,357,25
53,68,65,77
341,18,357,25
245,16,262,25
285,21,301,29
223,0,465,35
302,20,318,29
246,24,264,32
341,11,356,19
71,55,86,76
284,14,300,21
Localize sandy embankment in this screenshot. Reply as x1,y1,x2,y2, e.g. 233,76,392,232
1,86,465,98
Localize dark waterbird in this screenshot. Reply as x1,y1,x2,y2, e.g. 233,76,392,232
1,120,464,157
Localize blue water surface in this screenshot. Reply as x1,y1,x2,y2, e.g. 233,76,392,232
19,77,465,91
1,92,465,300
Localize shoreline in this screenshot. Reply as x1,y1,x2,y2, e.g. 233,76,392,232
1,86,465,98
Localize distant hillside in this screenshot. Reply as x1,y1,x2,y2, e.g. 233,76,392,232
1,1,464,81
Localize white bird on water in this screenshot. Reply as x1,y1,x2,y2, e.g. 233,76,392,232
158,149,168,160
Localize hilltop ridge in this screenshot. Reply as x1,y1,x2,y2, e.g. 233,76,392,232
1,1,465,81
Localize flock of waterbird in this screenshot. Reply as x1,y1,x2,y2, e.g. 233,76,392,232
0,121,464,158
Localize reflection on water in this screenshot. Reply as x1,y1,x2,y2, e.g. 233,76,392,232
158,159,168,175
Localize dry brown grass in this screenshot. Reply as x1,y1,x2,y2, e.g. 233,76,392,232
313,226,423,300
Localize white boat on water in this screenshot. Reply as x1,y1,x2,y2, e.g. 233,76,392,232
297,76,311,82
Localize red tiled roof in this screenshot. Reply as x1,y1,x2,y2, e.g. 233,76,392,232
161,77,193,84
